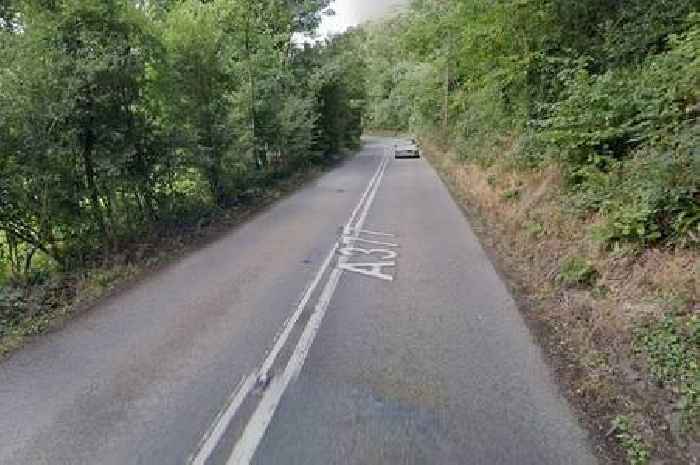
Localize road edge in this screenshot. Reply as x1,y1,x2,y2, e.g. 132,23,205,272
421,144,624,465
0,151,357,361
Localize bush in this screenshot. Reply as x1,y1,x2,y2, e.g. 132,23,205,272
585,144,699,245
558,256,599,287
634,313,700,429
541,14,698,164
454,84,514,166
541,18,700,246
540,66,643,170
0,285,24,338
612,415,651,465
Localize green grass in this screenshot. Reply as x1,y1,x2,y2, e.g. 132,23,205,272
634,312,700,429
558,256,599,288
612,415,651,465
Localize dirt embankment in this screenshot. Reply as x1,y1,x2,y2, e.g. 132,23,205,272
423,138,699,465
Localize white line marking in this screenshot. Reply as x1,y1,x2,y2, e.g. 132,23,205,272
188,374,256,465
260,154,387,381
343,157,388,236
227,153,390,464
226,267,343,465
338,261,396,281
188,154,388,465
355,157,386,232
342,236,399,248
353,229,395,237
339,247,398,261
258,243,337,378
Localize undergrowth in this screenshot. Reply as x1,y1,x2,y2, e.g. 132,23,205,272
612,416,651,465
634,312,700,430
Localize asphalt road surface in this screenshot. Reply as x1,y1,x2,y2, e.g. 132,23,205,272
0,137,598,465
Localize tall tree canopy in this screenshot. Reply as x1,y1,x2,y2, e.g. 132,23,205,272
355,0,698,246
0,0,363,275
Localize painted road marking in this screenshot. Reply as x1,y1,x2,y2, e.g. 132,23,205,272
188,374,256,465
227,266,344,465
353,229,395,237
339,247,398,261
338,261,396,281
188,154,389,465
342,235,399,248
339,232,399,281
226,153,390,464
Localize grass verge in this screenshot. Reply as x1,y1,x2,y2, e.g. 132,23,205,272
423,137,698,465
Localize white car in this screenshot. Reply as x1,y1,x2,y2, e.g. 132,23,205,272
394,142,421,159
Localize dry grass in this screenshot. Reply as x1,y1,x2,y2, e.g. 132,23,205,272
424,138,699,464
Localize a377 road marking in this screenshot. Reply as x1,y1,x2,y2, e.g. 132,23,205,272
339,229,399,281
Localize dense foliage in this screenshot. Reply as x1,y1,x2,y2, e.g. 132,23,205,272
357,0,699,247
0,0,364,279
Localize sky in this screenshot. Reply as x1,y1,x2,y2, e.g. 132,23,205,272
316,0,408,37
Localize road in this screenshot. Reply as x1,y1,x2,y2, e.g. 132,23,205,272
0,137,597,465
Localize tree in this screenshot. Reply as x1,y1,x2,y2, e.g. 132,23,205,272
0,0,364,279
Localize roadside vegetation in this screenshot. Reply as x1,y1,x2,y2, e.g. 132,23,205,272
2,1,698,462
0,1,364,354
353,0,699,463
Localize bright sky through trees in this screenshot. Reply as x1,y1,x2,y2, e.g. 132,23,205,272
317,0,407,36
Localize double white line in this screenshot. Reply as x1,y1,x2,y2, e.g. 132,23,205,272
189,154,390,465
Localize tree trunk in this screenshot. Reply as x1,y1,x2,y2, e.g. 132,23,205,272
82,132,109,245
244,2,262,169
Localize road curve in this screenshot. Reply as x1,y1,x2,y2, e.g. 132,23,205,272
0,137,597,465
